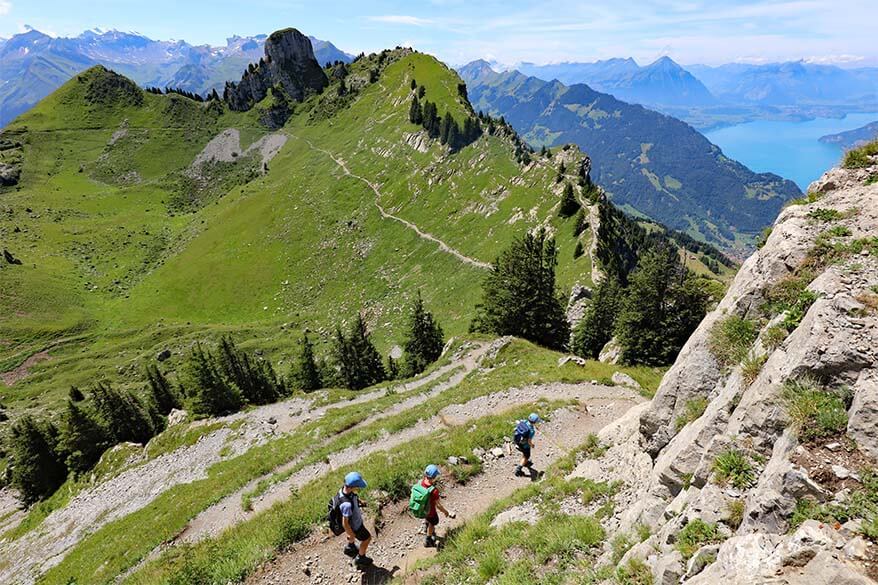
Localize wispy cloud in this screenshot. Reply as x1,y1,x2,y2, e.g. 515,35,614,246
0,0,12,17
368,15,433,27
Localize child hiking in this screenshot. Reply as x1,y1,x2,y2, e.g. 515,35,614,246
328,471,373,569
513,412,542,477
409,464,455,547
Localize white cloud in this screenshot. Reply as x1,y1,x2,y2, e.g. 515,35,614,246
804,54,865,65
368,15,433,27
0,0,11,16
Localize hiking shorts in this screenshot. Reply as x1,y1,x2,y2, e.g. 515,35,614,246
352,525,371,542
426,512,440,527
515,442,531,459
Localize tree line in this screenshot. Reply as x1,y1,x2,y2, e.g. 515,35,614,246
4,295,445,505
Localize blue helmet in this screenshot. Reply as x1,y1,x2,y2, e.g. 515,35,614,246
528,413,542,424
424,464,440,479
344,471,367,488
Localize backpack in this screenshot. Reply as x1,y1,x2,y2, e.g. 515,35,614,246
513,420,531,445
409,483,435,519
328,490,353,536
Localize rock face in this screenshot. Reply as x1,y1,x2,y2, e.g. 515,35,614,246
573,159,878,583
223,28,328,112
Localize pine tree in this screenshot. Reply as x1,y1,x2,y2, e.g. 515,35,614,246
471,229,570,350
439,112,452,144
60,399,109,475
293,333,322,392
573,209,588,237
410,78,417,90
558,183,580,218
573,241,584,259
89,382,154,444
614,245,709,365
180,343,242,417
402,292,445,377
217,336,282,405
418,85,426,98
9,416,67,505
409,96,422,125
69,386,85,402
333,315,386,390
572,278,623,359
386,354,400,380
145,364,181,415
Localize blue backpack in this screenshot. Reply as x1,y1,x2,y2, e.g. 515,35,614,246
513,420,531,446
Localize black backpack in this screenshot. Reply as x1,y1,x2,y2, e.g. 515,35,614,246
328,490,354,536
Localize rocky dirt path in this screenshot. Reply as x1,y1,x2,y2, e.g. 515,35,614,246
176,341,496,544
290,134,491,270
247,389,643,585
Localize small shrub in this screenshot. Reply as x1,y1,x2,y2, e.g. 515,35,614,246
611,533,635,564
741,354,767,385
635,523,651,542
807,208,842,222
708,316,758,367
866,173,878,186
712,449,756,489
616,557,653,585
726,500,745,529
843,140,878,169
676,518,721,559
674,397,709,431
785,191,821,207
782,376,849,442
755,227,772,249
762,324,788,350
861,516,878,542
826,225,852,237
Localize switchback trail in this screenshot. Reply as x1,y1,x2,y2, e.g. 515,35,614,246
247,389,644,584
289,134,491,270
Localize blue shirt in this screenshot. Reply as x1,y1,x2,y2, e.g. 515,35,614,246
338,489,364,531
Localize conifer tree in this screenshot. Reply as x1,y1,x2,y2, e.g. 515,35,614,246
418,85,426,98
181,343,241,417
293,333,322,392
60,399,109,475
573,241,584,259
410,78,418,90
145,363,181,415
90,382,156,444
69,386,85,402
573,208,588,237
572,278,623,359
333,315,386,390
217,337,282,405
386,354,400,380
403,292,445,377
409,96,422,125
9,416,67,505
439,112,452,144
558,183,580,217
614,245,709,365
471,229,570,350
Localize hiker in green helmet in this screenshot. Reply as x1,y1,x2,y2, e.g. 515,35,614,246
513,413,542,477
410,464,455,547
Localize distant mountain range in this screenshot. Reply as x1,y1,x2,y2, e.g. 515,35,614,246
513,57,878,130
819,120,878,149
0,27,353,127
459,60,801,249
518,57,716,107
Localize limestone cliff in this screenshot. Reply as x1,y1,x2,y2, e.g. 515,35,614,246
573,157,878,583
222,28,328,112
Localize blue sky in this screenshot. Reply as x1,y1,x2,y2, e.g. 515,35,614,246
2,0,876,67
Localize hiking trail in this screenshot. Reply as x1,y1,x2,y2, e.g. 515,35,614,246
246,388,644,584
290,134,491,270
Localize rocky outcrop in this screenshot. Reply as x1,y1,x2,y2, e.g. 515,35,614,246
223,28,328,112
579,159,878,583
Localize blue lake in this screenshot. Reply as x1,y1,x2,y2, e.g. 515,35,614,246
704,112,878,190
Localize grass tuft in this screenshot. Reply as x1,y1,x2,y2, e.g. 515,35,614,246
712,449,756,489
708,316,758,367
675,518,721,559
782,376,849,443
674,397,709,432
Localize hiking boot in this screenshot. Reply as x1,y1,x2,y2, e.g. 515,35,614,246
354,554,373,568
514,466,524,477
524,461,534,468
343,542,358,558
425,535,436,548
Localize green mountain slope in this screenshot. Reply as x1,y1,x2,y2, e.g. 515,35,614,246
458,60,802,251
0,50,585,412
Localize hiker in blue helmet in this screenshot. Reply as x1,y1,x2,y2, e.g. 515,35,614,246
338,471,373,567
513,413,542,477
419,464,455,548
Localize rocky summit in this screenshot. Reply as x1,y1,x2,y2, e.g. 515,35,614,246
223,28,328,111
